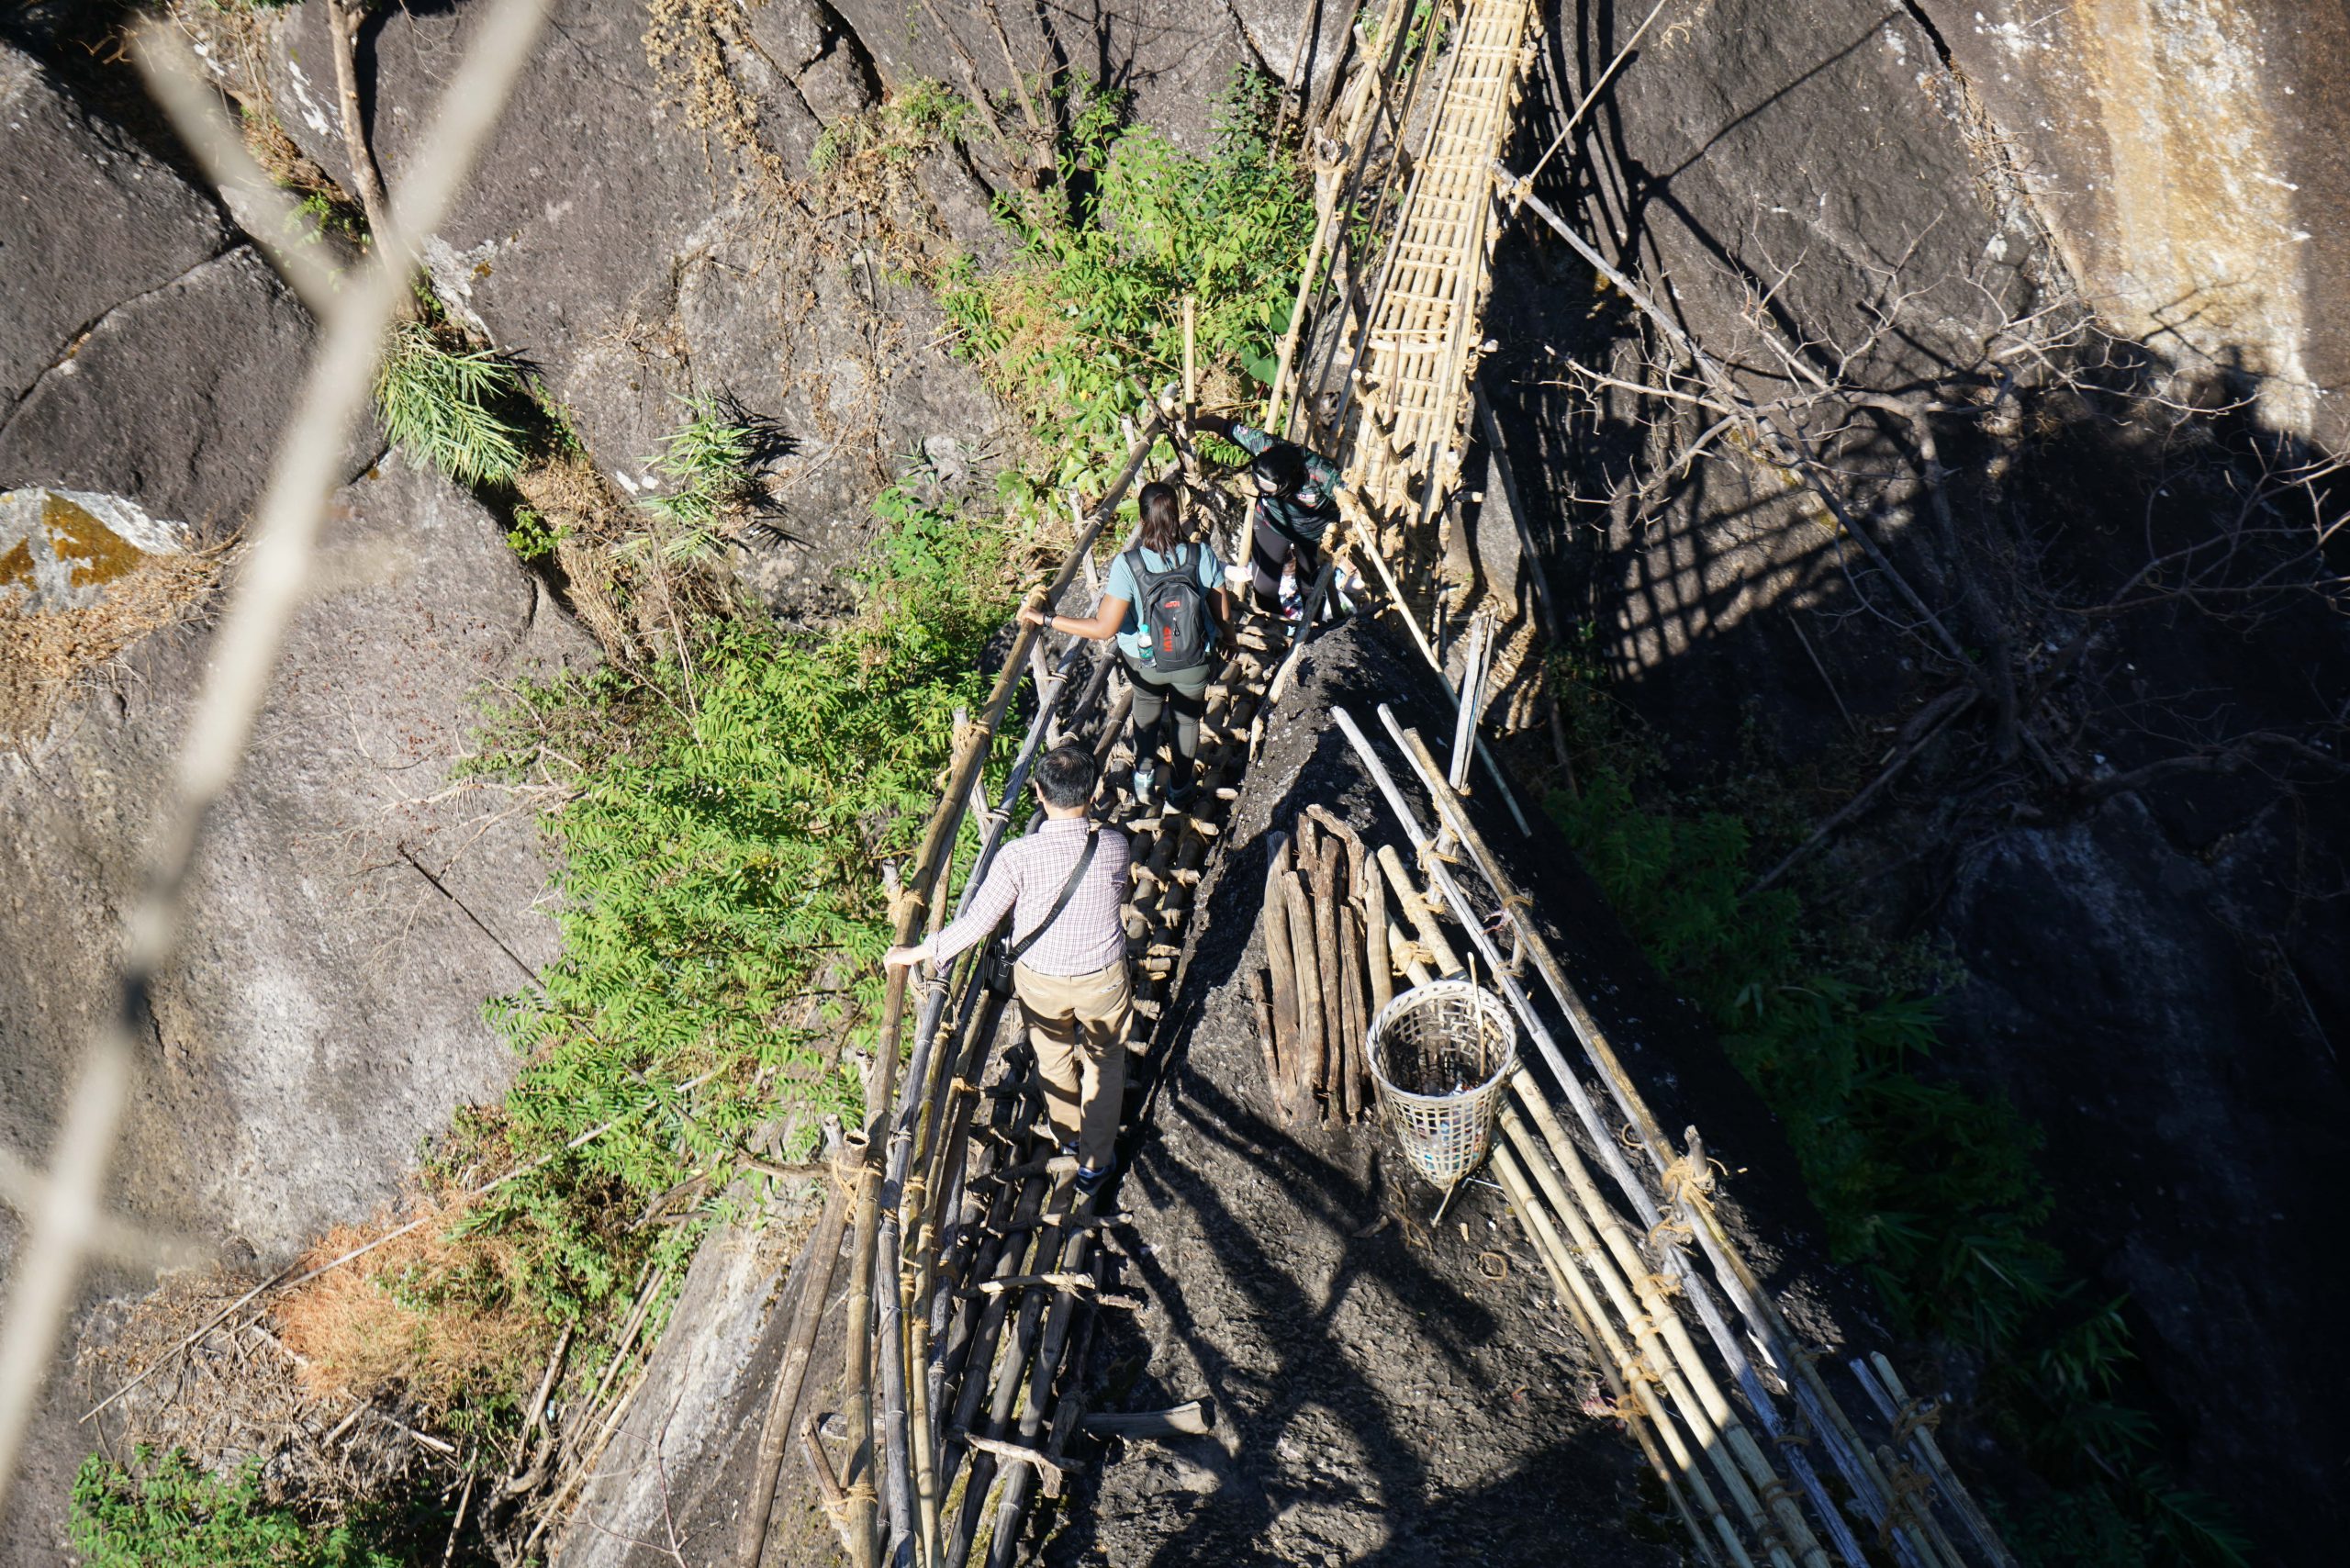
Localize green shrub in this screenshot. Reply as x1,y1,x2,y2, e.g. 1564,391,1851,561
632,396,762,553
70,1450,396,1568
468,484,1017,1298
374,319,527,487
938,70,1311,497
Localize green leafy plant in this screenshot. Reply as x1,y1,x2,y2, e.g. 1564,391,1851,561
71,1450,397,1568
467,481,1017,1290
812,77,969,173
504,504,565,561
937,69,1312,498
374,319,527,487
630,396,763,561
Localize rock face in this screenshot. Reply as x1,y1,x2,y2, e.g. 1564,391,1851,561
1918,0,2350,445
827,0,1348,150
0,452,595,1564
1943,796,2350,1541
0,41,229,408
256,0,1012,610
0,40,342,534
1495,4,2350,1560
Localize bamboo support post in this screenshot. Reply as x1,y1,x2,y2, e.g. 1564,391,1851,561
734,1158,849,1568
1337,906,1369,1122
1307,830,1345,1113
1281,866,1325,1108
1374,844,1461,977
1491,1142,1751,1568
1361,835,1393,1014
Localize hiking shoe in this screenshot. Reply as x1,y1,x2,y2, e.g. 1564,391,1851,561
1073,1161,1114,1198
1130,766,1156,806
1165,780,1195,812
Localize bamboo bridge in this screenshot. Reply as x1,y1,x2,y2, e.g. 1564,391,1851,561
755,5,2024,1566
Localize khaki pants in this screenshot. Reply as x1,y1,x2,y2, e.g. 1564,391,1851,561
1013,959,1133,1170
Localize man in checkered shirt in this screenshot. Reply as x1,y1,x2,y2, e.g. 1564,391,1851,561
887,744,1134,1193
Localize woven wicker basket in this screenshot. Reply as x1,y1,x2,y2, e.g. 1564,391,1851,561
1365,980,1516,1187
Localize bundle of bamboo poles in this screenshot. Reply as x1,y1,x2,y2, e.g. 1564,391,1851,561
1250,805,1389,1124
1323,701,2018,1568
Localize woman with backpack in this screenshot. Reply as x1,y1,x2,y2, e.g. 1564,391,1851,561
1019,481,1231,810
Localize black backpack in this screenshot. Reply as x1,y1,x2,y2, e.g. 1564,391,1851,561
1127,543,1213,672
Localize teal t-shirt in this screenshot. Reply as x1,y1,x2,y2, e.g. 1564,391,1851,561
1104,542,1225,661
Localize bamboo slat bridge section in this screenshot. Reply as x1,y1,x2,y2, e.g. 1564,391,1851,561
777,7,2024,1567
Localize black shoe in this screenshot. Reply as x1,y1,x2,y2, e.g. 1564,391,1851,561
1073,1161,1113,1198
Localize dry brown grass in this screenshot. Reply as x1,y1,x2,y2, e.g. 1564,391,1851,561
271,1192,548,1416
0,546,221,743
80,1270,427,1508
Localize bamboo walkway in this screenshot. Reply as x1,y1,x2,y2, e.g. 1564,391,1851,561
747,7,2025,1567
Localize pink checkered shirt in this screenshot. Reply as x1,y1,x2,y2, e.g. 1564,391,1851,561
926,816,1132,978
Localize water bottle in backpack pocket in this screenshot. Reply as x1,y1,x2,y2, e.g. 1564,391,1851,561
1127,543,1212,672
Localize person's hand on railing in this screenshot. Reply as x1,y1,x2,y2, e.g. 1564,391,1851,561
883,940,929,971
1016,603,1048,630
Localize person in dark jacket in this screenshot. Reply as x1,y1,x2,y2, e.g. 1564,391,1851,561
1020,481,1232,810
1190,411,1347,619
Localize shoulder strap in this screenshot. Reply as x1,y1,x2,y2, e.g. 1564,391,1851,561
1008,825,1101,962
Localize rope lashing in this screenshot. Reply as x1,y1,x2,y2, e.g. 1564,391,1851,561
1645,1214,1695,1251
1891,1395,1943,1446
1392,939,1438,968
1878,1459,1938,1548
820,1477,880,1527
1660,1148,1717,1207
1642,1270,1684,1301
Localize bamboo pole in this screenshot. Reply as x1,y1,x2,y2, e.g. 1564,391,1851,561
734,1152,850,1568
1337,907,1368,1122
1499,1103,1829,1568
1308,830,1345,1114
1260,834,1299,1114
1281,868,1325,1108
1374,844,1461,977
1491,1142,1751,1568
1361,834,1393,1015
1337,705,1921,1568
1859,1353,2020,1568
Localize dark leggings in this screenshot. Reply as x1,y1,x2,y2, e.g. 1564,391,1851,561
1123,653,1210,787
1249,515,1324,614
